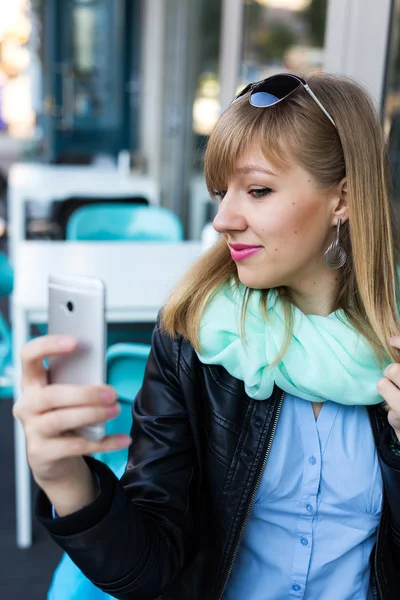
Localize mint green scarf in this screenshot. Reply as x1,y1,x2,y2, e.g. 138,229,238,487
196,282,388,406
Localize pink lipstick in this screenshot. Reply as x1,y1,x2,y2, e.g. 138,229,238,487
229,244,262,261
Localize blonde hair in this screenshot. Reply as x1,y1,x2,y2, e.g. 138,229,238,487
161,73,400,365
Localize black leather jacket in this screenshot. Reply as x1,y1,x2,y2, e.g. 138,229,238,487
36,323,400,599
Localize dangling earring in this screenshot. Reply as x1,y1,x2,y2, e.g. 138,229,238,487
324,218,347,269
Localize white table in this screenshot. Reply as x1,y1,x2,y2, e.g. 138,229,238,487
12,241,203,548
7,163,160,265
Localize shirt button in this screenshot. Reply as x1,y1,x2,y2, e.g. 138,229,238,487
300,537,309,546
309,455,317,465
306,503,313,513
292,584,301,592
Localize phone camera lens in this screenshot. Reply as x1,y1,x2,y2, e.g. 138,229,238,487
67,301,74,313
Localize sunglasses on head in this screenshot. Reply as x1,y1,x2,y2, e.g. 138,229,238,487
232,73,336,129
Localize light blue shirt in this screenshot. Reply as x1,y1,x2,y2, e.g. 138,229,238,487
223,394,383,600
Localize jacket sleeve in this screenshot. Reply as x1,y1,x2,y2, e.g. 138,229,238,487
380,426,400,547
35,323,199,599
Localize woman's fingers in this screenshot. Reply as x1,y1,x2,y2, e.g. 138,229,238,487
36,402,121,437
378,359,400,437
383,361,400,389
13,383,117,423
37,383,117,413
15,337,133,487
20,335,78,389
377,375,400,408
27,433,132,468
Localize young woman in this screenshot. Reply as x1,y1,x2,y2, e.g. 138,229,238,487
14,73,400,600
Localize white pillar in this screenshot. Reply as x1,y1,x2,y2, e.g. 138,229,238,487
140,0,166,186
324,0,392,107
219,0,244,111
13,307,31,547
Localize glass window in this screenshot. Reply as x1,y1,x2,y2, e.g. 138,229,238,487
384,0,400,204
69,0,120,127
192,0,222,167
73,4,98,73
239,0,328,90
190,0,222,239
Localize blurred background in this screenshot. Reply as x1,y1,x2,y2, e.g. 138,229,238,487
0,0,399,597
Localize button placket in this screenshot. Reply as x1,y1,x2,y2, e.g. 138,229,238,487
287,398,322,598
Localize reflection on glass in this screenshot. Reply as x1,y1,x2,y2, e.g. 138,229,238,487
70,0,115,126
384,0,400,204
240,0,327,90
188,0,222,241
192,0,328,148
73,6,96,72
192,0,222,144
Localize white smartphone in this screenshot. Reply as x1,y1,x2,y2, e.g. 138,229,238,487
48,274,107,441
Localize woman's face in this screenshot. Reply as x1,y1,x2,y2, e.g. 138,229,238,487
213,145,347,295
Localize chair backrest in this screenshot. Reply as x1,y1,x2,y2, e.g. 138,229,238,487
94,343,151,475
52,196,149,239
0,251,13,297
66,204,183,241
106,342,151,406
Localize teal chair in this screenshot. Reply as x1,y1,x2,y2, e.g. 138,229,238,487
66,204,184,242
94,342,151,473
0,251,49,397
66,203,183,347
0,250,13,398
48,342,151,600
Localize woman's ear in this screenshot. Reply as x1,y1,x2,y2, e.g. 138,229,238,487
332,177,349,224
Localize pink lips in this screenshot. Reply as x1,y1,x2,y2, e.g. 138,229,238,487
229,244,262,261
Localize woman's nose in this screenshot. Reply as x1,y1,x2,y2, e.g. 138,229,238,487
213,194,247,234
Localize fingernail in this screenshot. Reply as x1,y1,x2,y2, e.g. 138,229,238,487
107,404,120,417
58,336,76,349
390,336,399,346
384,364,396,377
101,389,116,402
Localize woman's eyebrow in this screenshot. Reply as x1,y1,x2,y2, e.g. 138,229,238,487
235,164,277,177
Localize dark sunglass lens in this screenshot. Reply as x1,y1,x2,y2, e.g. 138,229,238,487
250,75,301,107
250,91,279,108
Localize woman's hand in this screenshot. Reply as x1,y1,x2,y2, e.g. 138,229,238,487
377,336,400,442
13,335,132,491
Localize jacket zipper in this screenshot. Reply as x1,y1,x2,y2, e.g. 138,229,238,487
215,400,386,600
373,518,383,600
216,391,284,600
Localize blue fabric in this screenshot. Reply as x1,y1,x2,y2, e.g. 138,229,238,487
223,393,382,600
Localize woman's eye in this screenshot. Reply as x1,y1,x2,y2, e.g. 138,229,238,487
249,187,273,199
213,190,227,201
